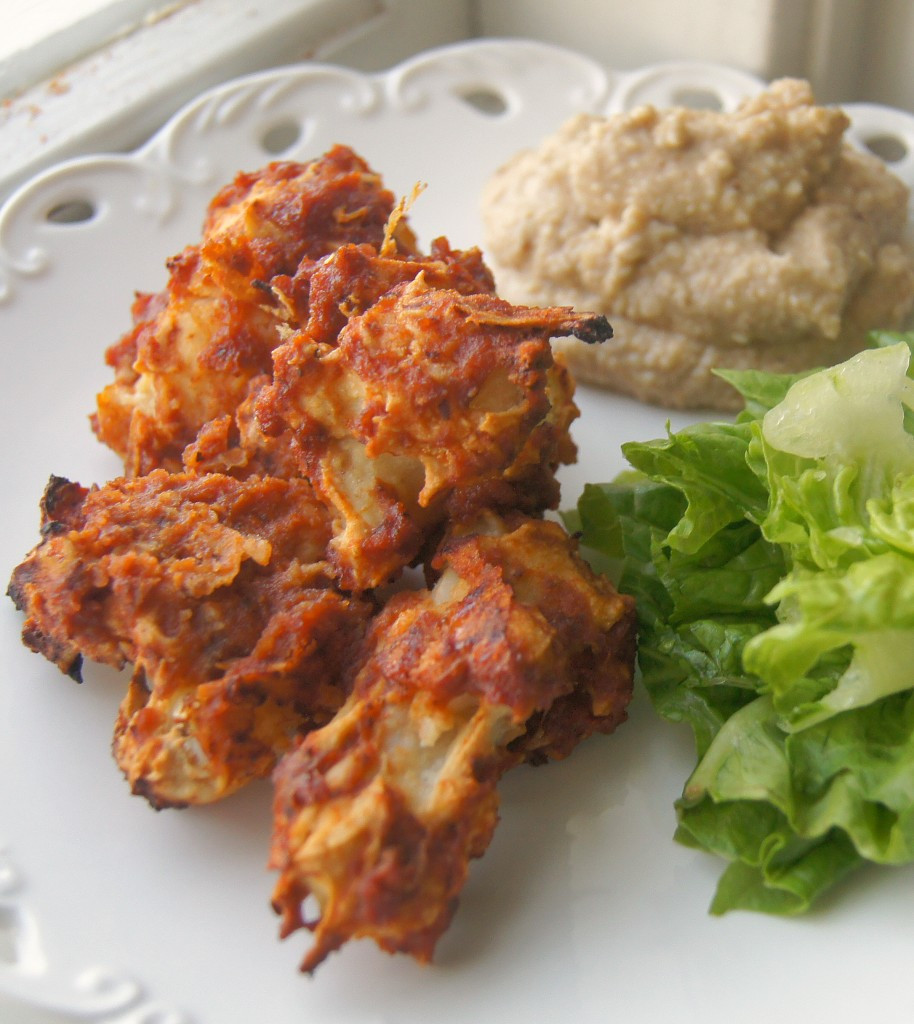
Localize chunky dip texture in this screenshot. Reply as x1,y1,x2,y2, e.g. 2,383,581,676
482,79,914,409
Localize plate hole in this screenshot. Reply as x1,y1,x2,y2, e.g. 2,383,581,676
46,198,96,224
671,87,723,111
863,132,908,163
455,86,508,116
261,119,303,155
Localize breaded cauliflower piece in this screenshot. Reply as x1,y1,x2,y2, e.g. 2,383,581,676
181,240,502,481
269,513,636,971
257,274,610,588
8,471,372,807
94,146,417,475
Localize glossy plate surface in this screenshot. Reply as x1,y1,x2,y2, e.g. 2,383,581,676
2,38,914,1024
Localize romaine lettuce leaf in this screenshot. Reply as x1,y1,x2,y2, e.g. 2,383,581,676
569,333,914,914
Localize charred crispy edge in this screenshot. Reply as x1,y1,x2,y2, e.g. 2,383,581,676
568,313,613,345
129,775,189,812
21,620,84,683
5,566,28,612
6,558,85,683
39,474,89,529
7,475,88,682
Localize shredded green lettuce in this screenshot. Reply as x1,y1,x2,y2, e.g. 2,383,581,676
568,332,914,915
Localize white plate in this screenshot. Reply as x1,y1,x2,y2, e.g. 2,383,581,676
3,38,914,1024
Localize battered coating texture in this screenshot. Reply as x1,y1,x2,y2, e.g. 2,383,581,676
8,471,372,807
269,514,636,972
178,240,502,482
94,146,418,475
257,272,609,588
481,79,914,409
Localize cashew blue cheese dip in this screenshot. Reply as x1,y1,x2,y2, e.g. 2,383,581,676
482,79,914,409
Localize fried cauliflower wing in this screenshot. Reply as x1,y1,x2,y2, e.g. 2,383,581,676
269,514,636,971
8,141,635,974
180,240,503,482
257,274,611,589
94,146,417,476
8,471,373,807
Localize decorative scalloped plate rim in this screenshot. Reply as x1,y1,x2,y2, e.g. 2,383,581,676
2,38,914,1024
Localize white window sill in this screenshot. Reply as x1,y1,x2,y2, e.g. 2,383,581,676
0,0,472,203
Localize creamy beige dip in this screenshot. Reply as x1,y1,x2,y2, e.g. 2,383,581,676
481,79,914,410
